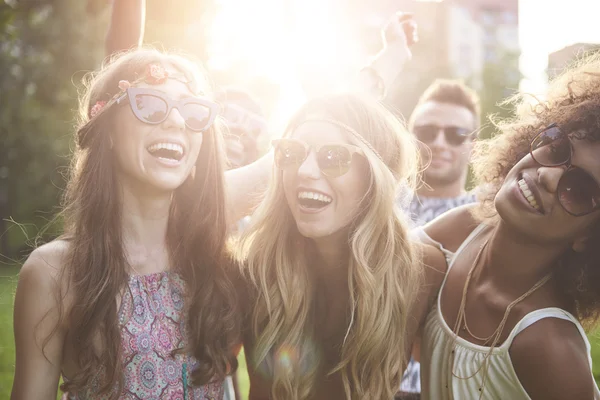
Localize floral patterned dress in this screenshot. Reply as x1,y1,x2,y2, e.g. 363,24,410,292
66,272,224,400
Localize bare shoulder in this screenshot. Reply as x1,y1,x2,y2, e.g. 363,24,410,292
19,240,70,291
422,203,480,253
510,317,596,400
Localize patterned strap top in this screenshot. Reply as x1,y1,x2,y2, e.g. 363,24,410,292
66,272,224,400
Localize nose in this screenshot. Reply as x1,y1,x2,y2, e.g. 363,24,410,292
162,107,186,131
538,165,568,194
429,128,449,149
296,150,321,180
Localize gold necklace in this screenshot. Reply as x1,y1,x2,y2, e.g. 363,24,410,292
448,238,553,399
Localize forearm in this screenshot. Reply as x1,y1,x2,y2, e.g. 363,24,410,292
105,0,146,57
11,369,61,400
357,42,411,97
225,151,273,223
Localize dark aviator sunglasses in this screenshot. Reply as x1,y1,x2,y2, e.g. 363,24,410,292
413,124,474,146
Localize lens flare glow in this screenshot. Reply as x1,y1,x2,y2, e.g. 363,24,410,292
206,0,363,130
252,340,321,380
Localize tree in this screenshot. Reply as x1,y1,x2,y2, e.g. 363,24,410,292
466,49,522,189
0,0,218,260
479,49,522,140
0,1,106,260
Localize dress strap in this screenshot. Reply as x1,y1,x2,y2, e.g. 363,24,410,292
411,223,488,271
411,226,454,262
504,307,600,399
505,307,585,343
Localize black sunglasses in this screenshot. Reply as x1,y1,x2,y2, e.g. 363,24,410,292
413,124,473,146
115,87,220,132
272,138,365,178
530,124,600,216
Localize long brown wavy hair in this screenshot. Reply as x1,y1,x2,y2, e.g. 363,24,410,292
238,94,423,399
471,53,600,330
54,49,239,397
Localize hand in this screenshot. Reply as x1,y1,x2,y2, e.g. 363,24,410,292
363,11,418,95
381,12,418,49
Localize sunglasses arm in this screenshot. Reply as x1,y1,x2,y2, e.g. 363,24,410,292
115,92,128,105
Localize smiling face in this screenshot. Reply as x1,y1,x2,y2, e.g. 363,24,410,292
494,134,600,245
411,101,475,188
281,120,370,243
110,64,205,192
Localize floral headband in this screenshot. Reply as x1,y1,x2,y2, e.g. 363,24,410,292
88,64,192,119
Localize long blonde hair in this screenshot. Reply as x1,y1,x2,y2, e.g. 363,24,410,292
238,94,422,399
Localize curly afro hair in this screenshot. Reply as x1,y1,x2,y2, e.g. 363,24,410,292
471,52,600,330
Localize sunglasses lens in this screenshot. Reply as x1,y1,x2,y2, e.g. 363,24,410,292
558,168,600,216
413,125,438,143
182,102,212,131
274,140,306,169
414,125,470,146
317,145,352,177
133,94,168,123
444,127,471,146
531,126,570,166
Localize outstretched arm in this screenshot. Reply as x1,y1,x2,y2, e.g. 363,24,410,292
225,150,274,224
105,0,146,58
354,12,417,99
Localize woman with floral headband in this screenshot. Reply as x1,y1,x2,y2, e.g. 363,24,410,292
11,49,240,399
236,94,447,400
417,55,600,399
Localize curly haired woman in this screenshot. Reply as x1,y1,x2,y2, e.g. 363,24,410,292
418,54,600,399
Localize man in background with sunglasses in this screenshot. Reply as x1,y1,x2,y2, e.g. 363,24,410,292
404,79,480,226
396,79,480,400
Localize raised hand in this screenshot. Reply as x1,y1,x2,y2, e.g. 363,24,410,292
382,11,418,51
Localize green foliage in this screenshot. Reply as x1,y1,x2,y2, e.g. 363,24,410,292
466,49,522,190
478,49,522,140
0,1,107,259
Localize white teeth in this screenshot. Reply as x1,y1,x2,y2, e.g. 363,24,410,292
297,191,332,204
147,142,184,156
518,179,540,210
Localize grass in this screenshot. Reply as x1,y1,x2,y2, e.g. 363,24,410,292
0,266,18,397
0,266,598,399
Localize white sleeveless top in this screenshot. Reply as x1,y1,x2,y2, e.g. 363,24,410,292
416,225,600,400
